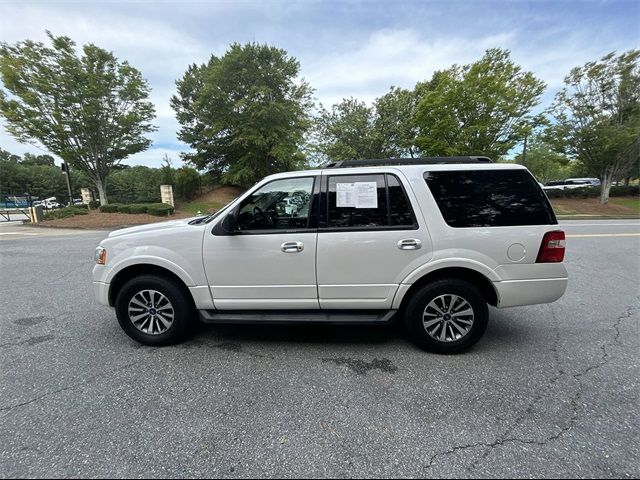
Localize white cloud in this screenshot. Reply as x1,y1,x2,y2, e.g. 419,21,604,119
303,28,516,106
1,1,637,167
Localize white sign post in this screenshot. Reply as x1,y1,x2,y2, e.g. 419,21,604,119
160,185,175,207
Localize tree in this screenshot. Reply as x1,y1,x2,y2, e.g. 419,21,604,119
20,153,55,166
160,154,175,186
374,87,421,158
314,88,421,162
552,50,640,203
515,135,571,183
414,48,546,160
314,98,381,161
174,166,200,200
0,149,91,199
171,43,313,187
0,33,156,204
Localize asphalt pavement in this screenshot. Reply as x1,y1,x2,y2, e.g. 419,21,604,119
0,220,638,478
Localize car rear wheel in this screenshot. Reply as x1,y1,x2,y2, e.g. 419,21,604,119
115,274,193,346
404,279,488,354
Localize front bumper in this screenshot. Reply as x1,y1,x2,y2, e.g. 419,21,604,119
493,277,568,308
93,281,111,306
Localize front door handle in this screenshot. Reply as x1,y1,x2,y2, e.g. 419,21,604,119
281,241,304,253
397,239,422,250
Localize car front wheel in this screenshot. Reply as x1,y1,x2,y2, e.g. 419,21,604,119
115,274,193,346
404,279,489,354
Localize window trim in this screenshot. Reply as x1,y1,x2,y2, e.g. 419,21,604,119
320,172,419,232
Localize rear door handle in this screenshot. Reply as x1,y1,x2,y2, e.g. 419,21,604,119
397,239,422,250
281,241,304,253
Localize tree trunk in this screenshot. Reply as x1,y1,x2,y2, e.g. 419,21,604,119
600,171,613,204
96,179,108,205
624,177,630,187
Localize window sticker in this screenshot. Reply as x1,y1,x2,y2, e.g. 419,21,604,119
336,183,356,207
336,182,378,209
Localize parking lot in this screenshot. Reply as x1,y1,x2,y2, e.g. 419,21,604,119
0,220,638,478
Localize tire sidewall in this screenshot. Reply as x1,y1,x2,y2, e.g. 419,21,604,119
405,279,489,354
115,275,192,346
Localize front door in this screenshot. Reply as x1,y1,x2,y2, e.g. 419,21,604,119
204,176,319,310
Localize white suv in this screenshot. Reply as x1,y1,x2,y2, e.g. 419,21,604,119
93,157,568,353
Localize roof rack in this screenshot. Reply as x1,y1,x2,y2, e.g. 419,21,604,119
323,156,493,168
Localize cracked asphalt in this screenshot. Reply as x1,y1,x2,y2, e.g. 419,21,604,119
0,220,638,478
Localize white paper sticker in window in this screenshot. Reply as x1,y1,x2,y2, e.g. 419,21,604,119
355,182,378,208
336,182,378,208
336,183,356,207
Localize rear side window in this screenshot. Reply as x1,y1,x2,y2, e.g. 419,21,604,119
326,173,417,229
424,169,556,227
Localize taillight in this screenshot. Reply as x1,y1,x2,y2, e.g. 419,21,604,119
537,231,565,263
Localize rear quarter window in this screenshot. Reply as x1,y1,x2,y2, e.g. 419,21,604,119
424,169,557,227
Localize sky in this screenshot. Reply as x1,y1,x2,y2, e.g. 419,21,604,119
0,0,638,168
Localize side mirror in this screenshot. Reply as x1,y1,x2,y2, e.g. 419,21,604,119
221,210,238,234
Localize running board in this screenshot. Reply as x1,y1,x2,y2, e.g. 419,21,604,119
199,309,397,325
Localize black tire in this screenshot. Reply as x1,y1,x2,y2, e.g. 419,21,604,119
404,278,488,354
115,274,194,346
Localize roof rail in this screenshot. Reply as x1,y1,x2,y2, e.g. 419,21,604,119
322,156,493,168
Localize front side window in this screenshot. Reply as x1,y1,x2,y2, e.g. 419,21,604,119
326,173,416,229
237,177,314,231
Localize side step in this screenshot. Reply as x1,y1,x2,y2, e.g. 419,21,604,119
199,309,397,325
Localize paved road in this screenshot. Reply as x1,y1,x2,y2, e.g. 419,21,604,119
0,221,638,478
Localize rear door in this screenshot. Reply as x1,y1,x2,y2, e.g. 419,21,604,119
316,171,432,309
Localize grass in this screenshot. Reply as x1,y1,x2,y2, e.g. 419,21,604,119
551,206,578,215
178,200,228,216
609,197,640,211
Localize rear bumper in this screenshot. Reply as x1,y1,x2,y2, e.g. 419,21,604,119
493,277,568,308
93,281,110,306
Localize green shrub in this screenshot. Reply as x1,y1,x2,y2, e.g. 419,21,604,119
611,185,640,196
88,200,100,209
544,185,639,199
99,203,121,213
117,204,132,214
45,206,89,220
73,203,89,210
146,203,174,216
128,204,149,214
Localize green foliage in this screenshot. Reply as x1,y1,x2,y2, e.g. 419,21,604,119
0,149,92,199
414,48,546,160
160,154,175,186
99,203,121,213
106,166,162,203
174,167,201,200
127,204,149,214
314,98,379,161
552,50,640,203
171,43,313,187
44,206,89,220
0,33,156,204
88,200,100,209
313,88,421,162
515,135,572,183
146,203,174,216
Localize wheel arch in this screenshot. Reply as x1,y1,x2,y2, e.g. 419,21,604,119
396,267,499,311
108,264,193,307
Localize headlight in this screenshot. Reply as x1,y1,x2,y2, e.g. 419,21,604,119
94,246,107,265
